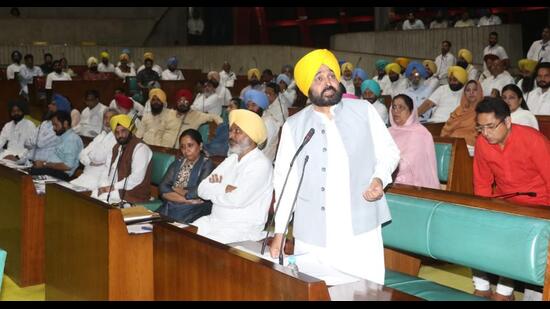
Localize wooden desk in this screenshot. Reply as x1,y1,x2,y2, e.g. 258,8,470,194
153,223,419,300
433,136,474,194
0,164,45,287
536,115,550,140
44,184,153,300
423,122,444,137
51,80,125,112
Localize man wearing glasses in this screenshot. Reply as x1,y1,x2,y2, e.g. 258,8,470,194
473,97,550,206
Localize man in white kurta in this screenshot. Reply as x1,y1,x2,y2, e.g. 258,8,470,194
0,100,37,160
45,60,72,90
194,109,272,244
435,41,456,85
482,32,509,71
192,80,223,115
18,54,44,96
73,90,107,137
270,49,400,285
219,62,236,88
527,63,550,115
527,26,550,63
71,109,118,190
480,59,514,97
6,51,22,80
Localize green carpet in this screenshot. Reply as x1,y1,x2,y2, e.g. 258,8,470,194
0,276,45,301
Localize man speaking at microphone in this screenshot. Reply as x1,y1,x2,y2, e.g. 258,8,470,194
269,49,400,285
93,114,153,204
473,97,550,207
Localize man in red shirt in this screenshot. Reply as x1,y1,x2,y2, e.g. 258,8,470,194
474,97,550,206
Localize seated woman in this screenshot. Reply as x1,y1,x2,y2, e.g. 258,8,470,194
501,84,539,130
157,129,215,223
389,94,440,189
440,80,483,155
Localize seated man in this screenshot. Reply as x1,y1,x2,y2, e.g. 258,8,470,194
135,88,172,147
0,100,37,160
82,57,110,81
162,89,223,148
480,57,514,97
70,109,118,190
29,111,83,181
73,89,107,137
361,80,388,125
243,89,280,162
473,97,550,206
109,87,144,116
94,114,153,204
193,109,273,244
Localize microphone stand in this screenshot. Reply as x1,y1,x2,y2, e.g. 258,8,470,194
278,155,309,265
106,144,125,204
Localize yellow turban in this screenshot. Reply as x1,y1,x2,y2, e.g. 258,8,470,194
148,88,167,104
229,109,267,145
384,63,401,75
518,59,538,74
395,57,410,69
119,53,129,61
144,52,154,61
423,60,437,75
87,57,98,68
448,66,468,84
247,68,261,81
294,49,341,95
458,49,473,64
100,51,110,60
341,62,354,73
110,114,132,132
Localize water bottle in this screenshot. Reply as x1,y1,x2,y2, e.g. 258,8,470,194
287,255,299,277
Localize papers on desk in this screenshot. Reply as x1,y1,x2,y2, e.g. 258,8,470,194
31,175,61,195
0,158,32,170
56,180,89,192
126,223,153,234
121,205,160,224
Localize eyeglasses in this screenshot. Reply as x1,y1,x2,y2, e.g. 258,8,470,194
475,119,504,133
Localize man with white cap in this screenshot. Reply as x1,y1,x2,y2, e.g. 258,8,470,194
269,49,400,285
194,109,273,244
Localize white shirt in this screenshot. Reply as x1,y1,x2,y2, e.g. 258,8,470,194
219,70,236,88
478,15,502,26
97,62,115,73
466,64,479,81
70,130,117,190
480,71,515,96
18,65,43,94
374,75,392,97
45,71,71,90
261,114,281,162
424,75,440,93
191,92,222,116
0,118,37,159
372,100,389,125
454,19,476,27
265,97,288,127
188,18,204,35
402,19,425,30
435,53,456,83
527,40,550,63
340,78,355,95
6,63,22,80
161,69,185,81
404,84,435,121
116,61,136,69
278,88,297,108
109,98,144,116
215,83,232,106
526,87,550,115
511,108,539,130
483,44,509,71
94,142,153,203
137,64,163,76
73,103,107,137
427,85,463,123
388,75,409,98
114,66,136,79
194,148,273,244
430,20,448,29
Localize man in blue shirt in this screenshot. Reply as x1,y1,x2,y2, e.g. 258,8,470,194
29,111,83,181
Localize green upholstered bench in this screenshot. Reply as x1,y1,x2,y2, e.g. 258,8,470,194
140,151,176,212
382,191,550,301
434,143,451,183
0,249,6,292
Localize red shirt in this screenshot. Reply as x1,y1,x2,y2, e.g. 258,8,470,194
474,124,550,206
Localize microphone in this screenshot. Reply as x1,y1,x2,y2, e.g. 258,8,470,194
278,155,310,265
261,128,315,254
493,192,537,199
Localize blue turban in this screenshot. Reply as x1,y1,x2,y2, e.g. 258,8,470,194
375,59,390,71
276,74,291,86
405,61,428,79
167,57,178,66
352,68,368,81
243,89,269,111
360,80,381,97
52,94,71,113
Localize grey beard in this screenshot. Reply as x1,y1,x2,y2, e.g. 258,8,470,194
228,138,253,156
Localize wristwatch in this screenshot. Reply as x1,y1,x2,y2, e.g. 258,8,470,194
43,161,48,167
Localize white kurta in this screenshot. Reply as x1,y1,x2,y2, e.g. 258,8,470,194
340,78,355,95
0,119,37,159
92,142,153,203
194,148,273,244
483,44,508,72
480,71,515,96
402,19,425,30
45,71,72,89
114,66,136,79
6,63,22,80
526,88,550,115
511,108,539,130
192,93,222,115
373,101,389,125
216,83,232,106
374,75,392,97
388,75,409,98
71,130,117,190
466,65,479,81
265,97,288,127
73,103,107,137
97,62,116,73
527,40,550,63
427,85,463,123
435,53,456,84
161,69,185,81
279,88,297,108
219,70,236,88
18,65,43,94
261,114,281,162
404,84,435,121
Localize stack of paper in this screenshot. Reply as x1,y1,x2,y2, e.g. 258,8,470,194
121,205,160,224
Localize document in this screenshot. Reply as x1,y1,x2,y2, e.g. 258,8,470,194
121,205,160,224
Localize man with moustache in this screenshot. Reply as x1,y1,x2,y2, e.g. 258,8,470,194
94,114,153,204
193,109,273,244
192,79,223,115
403,61,435,121
136,88,172,146
29,111,83,181
269,49,400,285
0,100,37,161
162,89,223,148
239,68,264,99
527,62,550,115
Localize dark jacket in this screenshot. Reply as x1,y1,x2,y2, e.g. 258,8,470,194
159,154,214,200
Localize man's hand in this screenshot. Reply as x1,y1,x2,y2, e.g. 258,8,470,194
172,187,188,197
33,160,45,168
3,155,18,161
209,174,223,183
269,233,284,259
362,178,384,202
98,186,112,195
225,185,237,193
